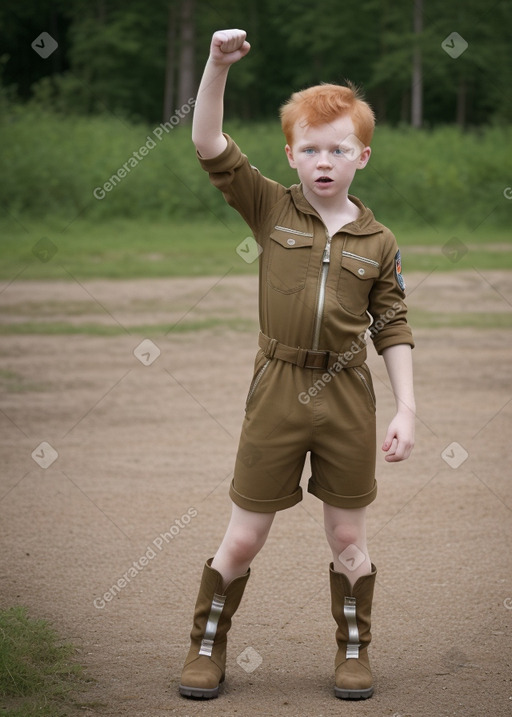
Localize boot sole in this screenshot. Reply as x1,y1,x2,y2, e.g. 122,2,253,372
179,684,219,700
335,686,374,700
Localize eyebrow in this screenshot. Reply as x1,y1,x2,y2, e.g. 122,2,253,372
296,141,351,150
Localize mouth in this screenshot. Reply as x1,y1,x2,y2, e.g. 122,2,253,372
315,176,333,184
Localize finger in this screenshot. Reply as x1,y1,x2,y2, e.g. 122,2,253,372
385,439,413,463
384,440,401,462
238,40,251,57
381,429,396,452
217,29,247,53
382,436,397,456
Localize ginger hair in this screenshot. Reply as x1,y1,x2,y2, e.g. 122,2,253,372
280,82,375,147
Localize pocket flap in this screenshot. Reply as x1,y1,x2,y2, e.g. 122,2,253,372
342,254,380,279
270,228,314,249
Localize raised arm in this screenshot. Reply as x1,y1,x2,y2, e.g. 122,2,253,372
192,29,250,159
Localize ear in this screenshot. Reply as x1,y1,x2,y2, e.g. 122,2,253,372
285,144,297,169
357,146,371,170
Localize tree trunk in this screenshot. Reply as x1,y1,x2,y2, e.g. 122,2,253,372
177,0,195,121
411,0,423,128
163,2,177,122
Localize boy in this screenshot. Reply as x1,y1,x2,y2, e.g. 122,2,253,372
179,29,415,700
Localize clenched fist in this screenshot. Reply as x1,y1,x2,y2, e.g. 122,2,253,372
210,29,251,65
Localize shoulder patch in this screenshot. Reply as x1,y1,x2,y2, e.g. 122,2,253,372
395,249,406,292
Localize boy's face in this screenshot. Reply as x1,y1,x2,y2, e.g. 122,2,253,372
285,115,371,204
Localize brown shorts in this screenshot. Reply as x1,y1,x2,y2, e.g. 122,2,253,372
230,350,377,513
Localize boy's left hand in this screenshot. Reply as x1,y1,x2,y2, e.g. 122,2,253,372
382,412,415,462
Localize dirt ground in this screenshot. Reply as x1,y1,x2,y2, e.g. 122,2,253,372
1,271,511,717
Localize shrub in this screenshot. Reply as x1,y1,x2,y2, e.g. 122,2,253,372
1,105,511,229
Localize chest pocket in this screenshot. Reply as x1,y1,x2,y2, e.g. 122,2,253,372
337,251,380,315
267,227,314,294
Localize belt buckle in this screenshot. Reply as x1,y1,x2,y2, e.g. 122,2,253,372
304,350,330,370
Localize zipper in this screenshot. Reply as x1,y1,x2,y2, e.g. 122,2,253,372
246,359,270,407
353,367,376,407
274,225,314,237
311,230,332,351
342,250,380,268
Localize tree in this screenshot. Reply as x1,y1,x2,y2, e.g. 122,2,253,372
0,0,510,126
177,0,195,118
411,0,423,128
163,2,178,122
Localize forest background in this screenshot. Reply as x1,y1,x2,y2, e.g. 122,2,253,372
0,0,511,279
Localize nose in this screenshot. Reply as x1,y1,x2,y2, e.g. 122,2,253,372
317,151,333,168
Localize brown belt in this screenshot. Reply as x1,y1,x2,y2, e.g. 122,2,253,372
258,332,342,371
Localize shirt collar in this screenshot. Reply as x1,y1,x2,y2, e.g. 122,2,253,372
289,184,383,236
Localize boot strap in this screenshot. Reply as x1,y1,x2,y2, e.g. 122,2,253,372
344,596,361,659
199,593,226,657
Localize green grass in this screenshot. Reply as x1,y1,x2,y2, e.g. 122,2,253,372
0,370,47,392
1,218,511,281
0,217,256,280
0,314,508,335
0,317,258,337
1,216,510,336
0,311,508,337
0,607,82,716
1,314,509,335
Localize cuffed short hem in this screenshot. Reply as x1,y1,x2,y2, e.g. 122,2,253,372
307,477,377,509
229,480,303,513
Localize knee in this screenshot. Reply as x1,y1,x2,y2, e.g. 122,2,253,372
327,523,364,554
227,525,265,563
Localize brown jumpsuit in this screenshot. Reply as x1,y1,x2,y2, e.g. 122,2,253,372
199,135,414,513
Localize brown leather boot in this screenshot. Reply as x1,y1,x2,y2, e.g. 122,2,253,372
179,559,250,699
329,562,377,699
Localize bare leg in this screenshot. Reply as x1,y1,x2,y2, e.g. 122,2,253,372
211,502,275,588
323,504,372,586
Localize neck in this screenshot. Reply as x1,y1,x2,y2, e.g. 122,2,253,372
302,190,360,230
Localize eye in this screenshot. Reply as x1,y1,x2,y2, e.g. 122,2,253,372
334,147,347,156
303,148,316,155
